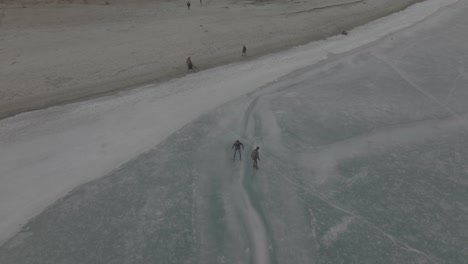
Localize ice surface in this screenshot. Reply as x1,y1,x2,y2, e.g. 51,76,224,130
0,0,456,247
1,0,468,263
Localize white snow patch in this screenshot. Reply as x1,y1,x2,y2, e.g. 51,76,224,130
321,216,355,247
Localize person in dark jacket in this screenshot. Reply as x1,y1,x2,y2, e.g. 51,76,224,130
251,146,260,169
187,1,191,9
242,45,247,56
232,140,244,161
186,56,195,71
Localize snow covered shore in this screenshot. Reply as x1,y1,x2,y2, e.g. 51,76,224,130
0,0,423,118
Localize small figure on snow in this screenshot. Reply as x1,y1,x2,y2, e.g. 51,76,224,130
232,140,244,161
251,147,260,169
186,56,195,71
187,1,191,9
242,45,247,56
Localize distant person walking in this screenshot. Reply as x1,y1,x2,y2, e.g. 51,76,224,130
187,1,191,9
232,140,244,161
186,56,195,71
200,0,202,5
242,45,247,56
251,147,260,169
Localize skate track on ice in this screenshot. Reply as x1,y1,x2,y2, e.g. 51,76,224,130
2,0,468,263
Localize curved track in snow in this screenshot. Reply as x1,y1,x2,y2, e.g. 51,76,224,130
2,1,468,263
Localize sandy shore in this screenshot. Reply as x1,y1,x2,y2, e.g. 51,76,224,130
0,0,423,119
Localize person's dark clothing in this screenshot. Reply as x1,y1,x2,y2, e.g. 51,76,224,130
187,1,191,9
232,140,244,160
251,148,260,169
242,45,247,56
186,57,194,70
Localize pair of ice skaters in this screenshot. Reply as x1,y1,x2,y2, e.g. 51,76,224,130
232,140,260,169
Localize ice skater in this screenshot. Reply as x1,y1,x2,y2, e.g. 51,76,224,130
232,140,244,161
242,44,247,56
251,146,260,169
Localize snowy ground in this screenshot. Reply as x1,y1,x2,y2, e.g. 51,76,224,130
0,0,423,118
1,0,468,263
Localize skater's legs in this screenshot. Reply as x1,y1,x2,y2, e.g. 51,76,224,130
234,149,241,160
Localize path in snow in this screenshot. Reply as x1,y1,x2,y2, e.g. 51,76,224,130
1,0,468,263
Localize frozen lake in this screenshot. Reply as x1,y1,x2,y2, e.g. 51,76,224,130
1,0,467,263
